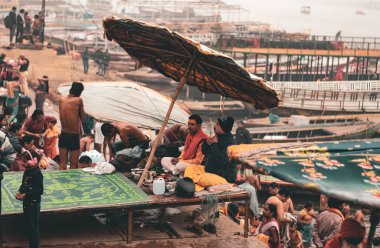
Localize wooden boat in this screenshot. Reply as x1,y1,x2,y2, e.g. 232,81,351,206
181,100,248,117
245,122,380,143
269,88,380,115
244,113,379,128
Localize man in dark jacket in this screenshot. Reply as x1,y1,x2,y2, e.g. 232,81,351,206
81,47,90,73
184,116,236,191
202,116,236,182
235,121,252,144
16,147,43,248
16,9,25,44
8,7,17,46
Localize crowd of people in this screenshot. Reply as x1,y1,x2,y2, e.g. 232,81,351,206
4,6,45,47
251,181,373,248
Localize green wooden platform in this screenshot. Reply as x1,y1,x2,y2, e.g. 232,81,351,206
1,170,150,215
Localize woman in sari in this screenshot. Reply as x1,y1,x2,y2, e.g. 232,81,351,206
43,117,59,159
256,204,281,248
23,109,47,149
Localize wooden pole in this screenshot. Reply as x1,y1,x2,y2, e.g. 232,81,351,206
264,54,269,80
276,55,280,81
254,54,258,74
138,61,194,187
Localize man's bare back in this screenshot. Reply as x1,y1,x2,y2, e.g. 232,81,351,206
354,210,365,225
163,123,188,145
59,96,85,134
58,82,85,170
266,196,285,222
113,122,147,147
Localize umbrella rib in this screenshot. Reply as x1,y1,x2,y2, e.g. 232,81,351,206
198,60,274,95
117,41,189,59
197,63,225,96
172,32,193,58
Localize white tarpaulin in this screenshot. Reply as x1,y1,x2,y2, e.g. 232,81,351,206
57,81,190,129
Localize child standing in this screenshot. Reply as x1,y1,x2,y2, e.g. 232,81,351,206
42,117,59,159
289,222,304,248
297,201,316,246
16,150,44,248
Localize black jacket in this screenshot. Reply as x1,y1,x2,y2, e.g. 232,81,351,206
18,167,43,202
202,132,236,183
16,13,23,28
9,11,16,26
235,127,252,144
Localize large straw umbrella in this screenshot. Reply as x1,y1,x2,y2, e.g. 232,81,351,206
103,17,280,186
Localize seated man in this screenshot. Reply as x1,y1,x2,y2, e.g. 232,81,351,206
161,115,207,175
184,116,236,191
161,123,188,147
101,121,150,158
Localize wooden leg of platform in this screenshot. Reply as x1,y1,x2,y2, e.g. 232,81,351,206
0,218,2,248
244,199,249,238
0,179,3,248
127,211,133,244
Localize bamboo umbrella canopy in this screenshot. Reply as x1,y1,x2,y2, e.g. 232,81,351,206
103,17,280,186
103,17,279,109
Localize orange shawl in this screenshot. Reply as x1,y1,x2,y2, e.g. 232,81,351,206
181,129,208,160
328,208,345,220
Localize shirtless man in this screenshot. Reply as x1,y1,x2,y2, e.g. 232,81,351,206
80,134,94,153
266,188,294,247
58,82,85,170
266,188,293,223
354,206,370,226
161,123,188,146
101,121,149,159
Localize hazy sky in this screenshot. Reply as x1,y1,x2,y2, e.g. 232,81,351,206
223,0,380,36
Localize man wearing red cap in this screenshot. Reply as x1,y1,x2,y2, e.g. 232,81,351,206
325,218,366,248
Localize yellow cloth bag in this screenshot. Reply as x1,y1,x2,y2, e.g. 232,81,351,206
184,164,227,191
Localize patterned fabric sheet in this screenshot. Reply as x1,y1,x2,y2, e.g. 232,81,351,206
253,154,380,208
230,140,380,160
1,170,150,215
277,140,380,156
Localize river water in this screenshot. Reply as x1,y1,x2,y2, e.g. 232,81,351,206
223,0,380,37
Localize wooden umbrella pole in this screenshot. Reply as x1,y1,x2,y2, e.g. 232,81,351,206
137,61,194,187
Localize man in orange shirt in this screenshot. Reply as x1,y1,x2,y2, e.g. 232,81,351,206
161,115,207,175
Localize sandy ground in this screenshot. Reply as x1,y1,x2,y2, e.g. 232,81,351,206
2,206,265,248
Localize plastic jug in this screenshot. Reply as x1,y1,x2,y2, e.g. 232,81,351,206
153,178,166,195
